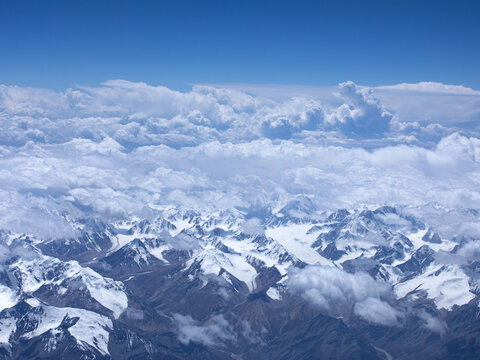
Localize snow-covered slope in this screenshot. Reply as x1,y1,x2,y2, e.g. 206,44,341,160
0,205,479,359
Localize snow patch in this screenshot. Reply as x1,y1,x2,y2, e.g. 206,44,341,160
24,298,113,355
266,287,281,300
265,224,332,266
395,264,474,310
187,246,258,292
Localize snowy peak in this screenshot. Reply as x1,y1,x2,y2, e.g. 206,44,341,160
0,205,479,359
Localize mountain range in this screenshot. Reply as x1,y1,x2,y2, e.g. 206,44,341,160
0,203,479,359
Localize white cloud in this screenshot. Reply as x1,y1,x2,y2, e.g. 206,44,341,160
214,81,480,130
173,313,236,347
327,81,393,138
0,80,479,239
241,218,264,235
353,297,399,326
376,82,480,95
416,310,447,334
287,265,399,326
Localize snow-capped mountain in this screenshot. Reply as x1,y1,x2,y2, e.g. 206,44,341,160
0,205,479,359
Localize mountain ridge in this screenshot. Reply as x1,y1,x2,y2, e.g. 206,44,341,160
0,205,479,359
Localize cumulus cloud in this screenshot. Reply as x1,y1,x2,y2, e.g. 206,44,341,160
438,239,480,266
287,265,399,326
326,81,393,138
376,82,480,95
457,240,480,258
225,81,480,133
0,79,394,147
259,97,325,139
0,80,479,239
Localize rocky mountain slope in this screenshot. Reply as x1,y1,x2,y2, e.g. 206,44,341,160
0,204,479,359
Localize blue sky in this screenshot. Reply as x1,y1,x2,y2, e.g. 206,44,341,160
1,0,479,90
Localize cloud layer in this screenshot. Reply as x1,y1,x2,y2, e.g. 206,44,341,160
0,80,479,238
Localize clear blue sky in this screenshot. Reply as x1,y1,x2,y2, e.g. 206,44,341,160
1,0,479,90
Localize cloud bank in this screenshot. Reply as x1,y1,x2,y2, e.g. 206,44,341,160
0,80,479,239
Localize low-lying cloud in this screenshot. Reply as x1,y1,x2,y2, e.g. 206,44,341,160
173,313,236,347
287,265,400,326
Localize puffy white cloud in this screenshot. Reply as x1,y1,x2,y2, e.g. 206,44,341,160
224,81,480,132
0,80,395,147
326,81,393,138
0,80,479,239
287,265,399,326
353,297,399,327
259,97,325,139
